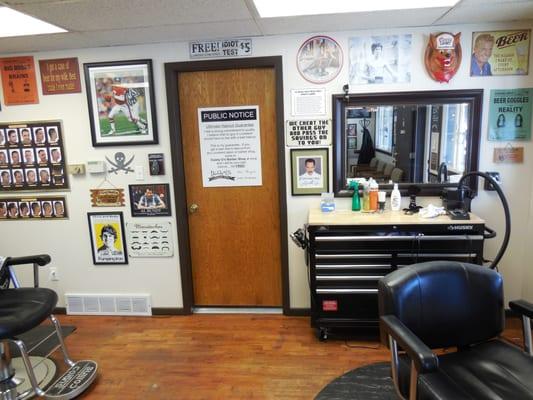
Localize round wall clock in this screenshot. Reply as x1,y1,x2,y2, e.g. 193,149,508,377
297,35,343,84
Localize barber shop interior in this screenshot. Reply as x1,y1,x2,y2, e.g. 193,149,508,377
1,0,533,399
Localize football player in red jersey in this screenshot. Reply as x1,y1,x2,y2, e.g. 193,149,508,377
105,79,148,136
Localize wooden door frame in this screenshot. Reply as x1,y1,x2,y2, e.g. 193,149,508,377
164,56,290,315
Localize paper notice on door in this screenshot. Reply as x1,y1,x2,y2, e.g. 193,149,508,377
198,105,262,187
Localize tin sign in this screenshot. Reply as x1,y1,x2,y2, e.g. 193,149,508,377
189,38,252,59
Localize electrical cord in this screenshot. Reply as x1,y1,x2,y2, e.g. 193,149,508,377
457,171,511,270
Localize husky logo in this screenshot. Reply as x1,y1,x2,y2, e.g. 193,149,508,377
447,225,474,231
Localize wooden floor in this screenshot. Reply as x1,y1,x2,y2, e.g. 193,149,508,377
48,314,525,400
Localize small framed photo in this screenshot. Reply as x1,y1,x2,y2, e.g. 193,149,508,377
87,212,128,265
129,184,171,217
290,148,329,195
84,59,158,147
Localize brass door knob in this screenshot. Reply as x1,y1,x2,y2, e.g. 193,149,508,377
189,203,199,214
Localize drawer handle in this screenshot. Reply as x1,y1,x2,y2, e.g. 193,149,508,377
315,235,483,241
316,254,392,259
316,264,391,269
397,253,477,258
316,275,385,280
316,288,378,294
316,236,414,241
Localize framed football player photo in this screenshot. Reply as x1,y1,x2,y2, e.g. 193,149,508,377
83,59,158,147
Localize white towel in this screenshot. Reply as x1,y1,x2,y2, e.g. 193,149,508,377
419,204,446,219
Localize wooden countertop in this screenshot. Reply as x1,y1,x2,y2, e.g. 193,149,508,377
308,208,484,225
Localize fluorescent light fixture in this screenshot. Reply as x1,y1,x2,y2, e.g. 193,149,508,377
253,0,460,18
0,7,66,38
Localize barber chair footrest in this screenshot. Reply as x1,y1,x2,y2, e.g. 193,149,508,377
43,360,97,399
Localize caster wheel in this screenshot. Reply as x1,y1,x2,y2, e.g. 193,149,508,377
318,328,328,341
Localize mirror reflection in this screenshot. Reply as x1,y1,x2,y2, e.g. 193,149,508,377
345,103,470,184
333,90,482,196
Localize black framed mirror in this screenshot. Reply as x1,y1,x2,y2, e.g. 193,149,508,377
333,89,483,196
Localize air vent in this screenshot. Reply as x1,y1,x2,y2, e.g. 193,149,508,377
65,294,151,316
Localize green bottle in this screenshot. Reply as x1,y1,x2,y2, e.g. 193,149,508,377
349,181,361,211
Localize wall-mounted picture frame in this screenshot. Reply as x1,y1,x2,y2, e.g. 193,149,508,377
84,59,158,147
0,196,67,220
129,184,171,217
296,35,343,84
0,120,69,192
87,212,128,265
290,148,329,195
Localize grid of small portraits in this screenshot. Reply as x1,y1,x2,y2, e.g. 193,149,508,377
0,197,67,220
0,121,68,191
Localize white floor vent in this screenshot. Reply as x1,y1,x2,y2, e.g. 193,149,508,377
65,294,152,316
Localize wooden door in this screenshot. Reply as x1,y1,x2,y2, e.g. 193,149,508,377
177,68,282,306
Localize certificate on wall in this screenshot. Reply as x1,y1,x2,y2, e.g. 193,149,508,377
488,88,532,141
197,106,262,187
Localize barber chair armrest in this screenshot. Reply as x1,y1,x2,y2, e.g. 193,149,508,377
510,300,533,319
3,255,51,288
381,315,439,373
4,255,51,267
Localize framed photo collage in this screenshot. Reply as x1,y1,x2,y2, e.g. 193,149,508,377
0,121,68,191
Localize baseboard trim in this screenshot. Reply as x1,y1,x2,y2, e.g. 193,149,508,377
152,307,187,315
285,308,310,316
54,307,66,314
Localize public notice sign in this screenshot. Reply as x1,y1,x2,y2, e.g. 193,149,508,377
488,88,532,141
198,105,262,187
189,38,252,58
286,119,331,147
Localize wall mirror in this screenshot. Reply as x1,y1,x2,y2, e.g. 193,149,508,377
333,89,483,196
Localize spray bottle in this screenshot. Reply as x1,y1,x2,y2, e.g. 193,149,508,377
349,180,361,211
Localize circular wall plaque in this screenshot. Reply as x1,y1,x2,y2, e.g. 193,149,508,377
297,35,343,84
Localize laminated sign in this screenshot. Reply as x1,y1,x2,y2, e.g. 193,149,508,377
198,106,262,187
286,119,331,147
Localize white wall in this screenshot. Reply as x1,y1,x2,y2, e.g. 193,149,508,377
1,20,532,309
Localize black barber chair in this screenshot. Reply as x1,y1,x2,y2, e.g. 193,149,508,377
378,260,533,400
0,255,97,399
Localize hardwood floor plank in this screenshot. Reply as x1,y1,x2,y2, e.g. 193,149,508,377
45,314,524,400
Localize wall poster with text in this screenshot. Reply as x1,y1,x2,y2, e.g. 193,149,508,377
471,30,530,76
0,56,39,105
488,88,532,141
198,105,262,187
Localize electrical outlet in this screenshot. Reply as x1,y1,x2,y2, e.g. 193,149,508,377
49,267,59,281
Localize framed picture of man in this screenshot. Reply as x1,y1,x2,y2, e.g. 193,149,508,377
471,30,530,77
290,148,329,195
87,212,128,265
83,59,158,147
128,184,171,217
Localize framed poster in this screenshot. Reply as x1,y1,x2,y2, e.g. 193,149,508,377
0,196,67,220
129,184,171,217
471,30,530,76
87,212,128,265
0,56,39,105
83,59,158,147
0,120,69,191
297,36,343,84
126,221,173,257
349,35,412,85
290,148,329,195
488,88,532,141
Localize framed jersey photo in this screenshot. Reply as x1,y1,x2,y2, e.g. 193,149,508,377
83,59,158,147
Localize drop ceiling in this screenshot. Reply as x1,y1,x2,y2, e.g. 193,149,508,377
0,0,532,54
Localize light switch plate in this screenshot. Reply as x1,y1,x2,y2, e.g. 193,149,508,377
135,165,144,181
